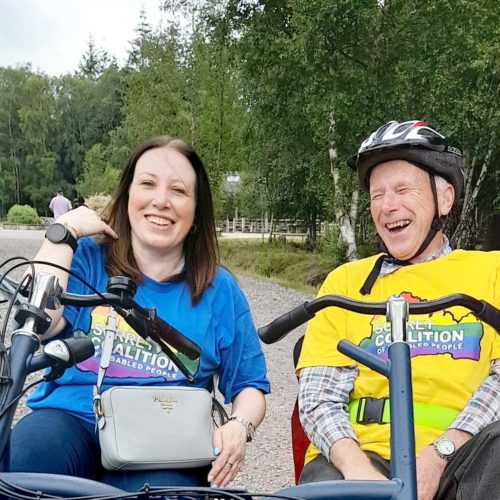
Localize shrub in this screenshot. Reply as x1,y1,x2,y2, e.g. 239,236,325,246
85,194,112,215
7,205,40,225
219,239,332,293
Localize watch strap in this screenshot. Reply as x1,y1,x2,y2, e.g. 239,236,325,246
229,416,255,442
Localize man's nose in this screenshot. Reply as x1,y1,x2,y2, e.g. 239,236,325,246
381,192,399,212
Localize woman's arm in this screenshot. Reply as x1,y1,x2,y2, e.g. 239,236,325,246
28,207,117,339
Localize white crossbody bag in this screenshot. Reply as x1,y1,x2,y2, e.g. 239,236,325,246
92,309,227,471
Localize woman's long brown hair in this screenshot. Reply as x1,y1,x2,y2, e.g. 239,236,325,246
103,136,219,305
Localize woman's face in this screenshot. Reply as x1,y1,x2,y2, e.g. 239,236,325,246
128,146,197,258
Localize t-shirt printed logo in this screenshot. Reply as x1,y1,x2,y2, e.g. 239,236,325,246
75,306,184,381
359,292,483,361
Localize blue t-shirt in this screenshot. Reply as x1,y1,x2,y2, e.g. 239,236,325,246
28,237,270,423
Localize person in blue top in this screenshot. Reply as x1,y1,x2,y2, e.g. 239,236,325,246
10,136,270,491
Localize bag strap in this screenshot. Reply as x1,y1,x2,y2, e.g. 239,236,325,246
210,374,229,426
93,308,119,429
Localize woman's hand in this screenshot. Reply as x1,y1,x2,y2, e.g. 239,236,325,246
56,206,118,240
208,420,247,488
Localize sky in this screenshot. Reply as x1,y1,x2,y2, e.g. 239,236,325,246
0,0,165,76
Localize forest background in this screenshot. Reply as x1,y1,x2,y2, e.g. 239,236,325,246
1,0,499,276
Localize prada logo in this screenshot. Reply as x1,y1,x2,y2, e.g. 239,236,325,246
153,395,178,413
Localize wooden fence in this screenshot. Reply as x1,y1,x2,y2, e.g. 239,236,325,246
217,218,335,237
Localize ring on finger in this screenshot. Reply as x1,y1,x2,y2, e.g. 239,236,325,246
224,461,234,468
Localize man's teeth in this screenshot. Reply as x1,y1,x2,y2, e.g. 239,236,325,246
386,220,410,230
146,216,171,226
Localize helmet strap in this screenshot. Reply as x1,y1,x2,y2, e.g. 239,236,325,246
411,173,444,260
360,173,444,295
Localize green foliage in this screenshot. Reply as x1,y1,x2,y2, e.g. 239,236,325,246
7,204,40,224
314,229,348,270
77,144,121,197
220,238,342,292
0,0,497,249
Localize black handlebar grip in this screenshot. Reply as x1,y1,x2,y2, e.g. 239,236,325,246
62,337,96,364
258,302,314,344
477,300,500,334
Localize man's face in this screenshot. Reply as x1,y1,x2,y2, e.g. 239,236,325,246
369,160,451,262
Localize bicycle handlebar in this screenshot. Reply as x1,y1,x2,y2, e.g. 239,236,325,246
0,268,202,385
258,293,500,344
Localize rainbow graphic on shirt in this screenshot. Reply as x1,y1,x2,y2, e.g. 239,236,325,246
75,306,185,381
359,292,483,361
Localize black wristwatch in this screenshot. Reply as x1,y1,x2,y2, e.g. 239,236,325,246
45,223,78,252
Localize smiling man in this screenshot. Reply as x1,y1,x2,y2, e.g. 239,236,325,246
296,120,500,500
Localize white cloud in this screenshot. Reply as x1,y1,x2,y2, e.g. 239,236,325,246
0,0,163,76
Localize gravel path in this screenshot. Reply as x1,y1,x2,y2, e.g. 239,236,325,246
0,229,314,494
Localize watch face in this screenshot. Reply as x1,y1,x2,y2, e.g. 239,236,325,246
47,223,66,243
436,438,455,455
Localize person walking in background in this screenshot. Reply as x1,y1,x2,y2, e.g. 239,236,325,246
49,190,72,219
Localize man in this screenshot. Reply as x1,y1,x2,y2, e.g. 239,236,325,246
297,120,500,499
49,190,72,219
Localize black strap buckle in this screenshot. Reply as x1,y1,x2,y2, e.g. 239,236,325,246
356,397,389,424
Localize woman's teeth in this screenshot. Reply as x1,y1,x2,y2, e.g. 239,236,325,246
146,216,171,226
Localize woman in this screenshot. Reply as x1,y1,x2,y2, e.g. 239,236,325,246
10,137,270,491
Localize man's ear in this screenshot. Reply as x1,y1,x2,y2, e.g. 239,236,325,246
439,184,455,217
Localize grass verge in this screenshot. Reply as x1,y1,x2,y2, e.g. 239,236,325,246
219,238,336,294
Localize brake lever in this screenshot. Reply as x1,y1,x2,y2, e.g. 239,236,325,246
117,307,198,383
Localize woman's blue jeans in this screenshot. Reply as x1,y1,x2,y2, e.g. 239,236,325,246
10,409,210,491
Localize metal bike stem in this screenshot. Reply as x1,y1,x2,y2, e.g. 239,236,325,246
387,295,417,500
0,273,58,470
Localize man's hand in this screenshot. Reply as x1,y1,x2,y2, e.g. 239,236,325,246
416,429,471,500
416,445,446,500
329,438,388,481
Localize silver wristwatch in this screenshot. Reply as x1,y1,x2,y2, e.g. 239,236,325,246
229,416,256,442
433,437,456,461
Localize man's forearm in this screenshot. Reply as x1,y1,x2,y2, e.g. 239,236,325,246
448,359,500,435
329,438,388,480
299,365,358,459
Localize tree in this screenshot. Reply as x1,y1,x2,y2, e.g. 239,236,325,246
77,143,121,196
78,36,115,81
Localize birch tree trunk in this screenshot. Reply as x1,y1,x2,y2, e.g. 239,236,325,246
452,129,496,248
328,109,359,261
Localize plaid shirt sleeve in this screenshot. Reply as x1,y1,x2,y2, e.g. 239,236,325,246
298,365,358,461
449,359,500,435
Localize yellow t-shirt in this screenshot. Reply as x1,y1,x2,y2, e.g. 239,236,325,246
296,250,500,462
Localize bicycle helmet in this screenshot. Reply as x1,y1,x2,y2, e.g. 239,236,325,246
347,120,464,199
